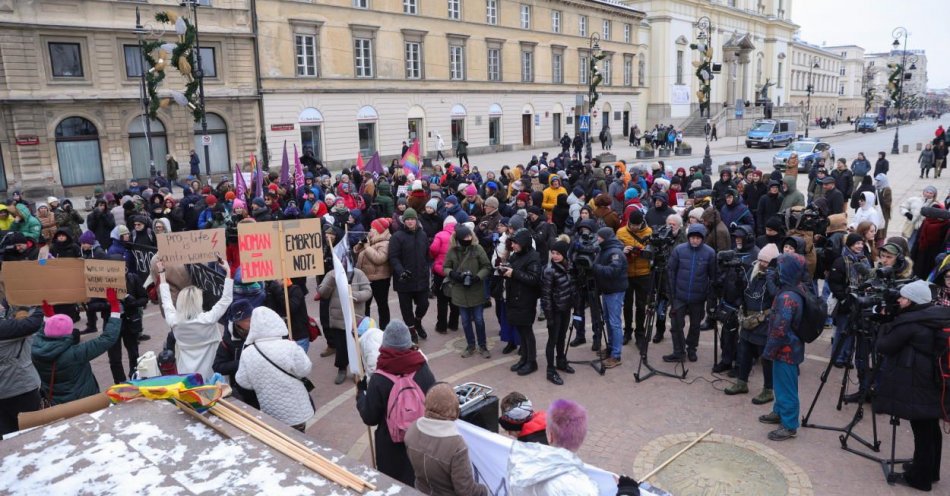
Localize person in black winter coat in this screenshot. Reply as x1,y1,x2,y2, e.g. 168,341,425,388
212,300,259,409
873,281,950,492
755,181,784,236
500,229,542,376
49,228,81,259
107,269,148,383
86,199,116,250
645,192,676,230
540,241,575,385
821,177,846,215
743,171,767,218
873,152,890,177
388,208,431,341
526,206,556,265
357,320,436,487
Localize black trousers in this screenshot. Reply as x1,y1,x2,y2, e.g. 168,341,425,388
433,275,458,331
516,324,537,363
0,388,40,437
365,278,391,328
907,418,942,490
546,310,570,368
397,289,430,329
85,301,109,331
329,328,348,371
623,275,652,339
670,300,704,355
436,150,446,161
458,153,469,165
108,319,142,383
719,315,739,365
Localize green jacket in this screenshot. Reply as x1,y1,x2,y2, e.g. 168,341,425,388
376,182,395,218
443,241,491,308
31,314,120,405
13,204,42,241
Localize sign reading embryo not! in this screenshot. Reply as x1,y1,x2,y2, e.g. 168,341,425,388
282,218,324,278
237,219,325,283
157,228,227,266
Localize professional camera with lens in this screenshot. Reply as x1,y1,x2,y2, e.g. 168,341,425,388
641,224,675,267
462,271,474,288
788,205,829,236
849,267,908,323
716,249,744,268
572,230,600,269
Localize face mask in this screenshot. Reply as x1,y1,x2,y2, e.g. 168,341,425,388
459,238,472,247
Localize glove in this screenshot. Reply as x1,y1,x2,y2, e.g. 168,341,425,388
41,300,55,318
356,376,368,392
106,288,121,314
905,212,913,221
450,271,465,283
470,274,481,284
399,271,413,282
616,475,640,496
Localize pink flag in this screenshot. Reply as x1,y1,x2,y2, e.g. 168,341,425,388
234,163,248,199
294,144,305,190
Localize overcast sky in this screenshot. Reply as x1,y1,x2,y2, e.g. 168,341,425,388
794,0,947,89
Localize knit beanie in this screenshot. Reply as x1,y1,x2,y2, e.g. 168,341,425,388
205,195,218,206
688,207,705,221
233,198,246,210
425,198,439,211
551,240,571,257
381,320,412,350
509,213,526,230
454,224,473,241
44,314,74,338
900,280,933,305
445,195,459,206
371,217,391,234
79,231,97,245
624,187,640,201
758,243,780,263
224,191,236,201
464,184,478,196
116,225,130,237
485,196,499,209
411,179,423,191
845,232,863,248
443,216,457,227
402,208,418,221
765,216,785,232
596,227,616,241
424,383,460,421
924,185,938,196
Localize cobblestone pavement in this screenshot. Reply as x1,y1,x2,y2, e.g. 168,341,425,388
82,120,947,495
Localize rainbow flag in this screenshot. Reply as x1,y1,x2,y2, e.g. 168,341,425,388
401,139,421,177
106,374,223,412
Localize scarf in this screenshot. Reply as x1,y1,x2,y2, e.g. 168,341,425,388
376,347,426,376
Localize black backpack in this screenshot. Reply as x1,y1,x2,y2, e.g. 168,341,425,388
786,286,828,343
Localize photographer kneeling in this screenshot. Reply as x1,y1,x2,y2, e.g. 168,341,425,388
873,280,949,491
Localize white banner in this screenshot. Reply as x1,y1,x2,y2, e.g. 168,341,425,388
455,420,620,496
331,246,361,376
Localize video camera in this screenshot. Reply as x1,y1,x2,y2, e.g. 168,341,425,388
789,204,829,236
850,266,910,324
716,249,744,268
572,230,600,270
641,224,675,268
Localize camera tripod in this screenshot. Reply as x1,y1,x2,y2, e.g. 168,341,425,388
801,318,910,482
634,260,688,382
563,272,610,376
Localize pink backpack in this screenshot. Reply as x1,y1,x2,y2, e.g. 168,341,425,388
375,370,426,443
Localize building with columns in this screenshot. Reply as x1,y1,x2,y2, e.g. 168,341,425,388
624,0,798,123
825,45,867,121
257,0,647,169
788,39,841,125
0,0,262,196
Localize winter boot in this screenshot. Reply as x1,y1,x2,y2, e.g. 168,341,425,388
546,367,564,385
555,358,576,374
653,318,666,344
517,361,539,376
510,353,527,372
724,380,749,395
752,388,775,405
416,322,428,339
408,326,420,344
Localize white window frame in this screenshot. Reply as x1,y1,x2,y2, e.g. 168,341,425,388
354,38,374,78
486,0,497,24
450,45,465,80
403,0,417,14
520,5,531,29
448,0,461,20
603,56,612,86
521,48,534,82
295,34,318,77
552,10,561,33
579,16,588,37
353,0,369,8
405,41,422,79
552,52,563,84
676,50,684,84
580,53,589,84
623,56,632,86
624,24,631,44
487,47,501,81
602,20,611,41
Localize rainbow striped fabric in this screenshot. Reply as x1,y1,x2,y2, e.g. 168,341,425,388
107,374,223,412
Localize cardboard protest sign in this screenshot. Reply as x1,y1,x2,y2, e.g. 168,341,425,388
83,259,127,299
282,218,325,278
2,259,88,305
237,222,281,282
157,228,226,266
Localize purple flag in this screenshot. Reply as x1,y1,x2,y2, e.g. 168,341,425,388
253,154,264,199
294,144,305,190
279,140,290,187
364,151,385,176
234,163,247,200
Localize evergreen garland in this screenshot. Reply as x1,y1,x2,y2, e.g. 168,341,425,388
144,11,202,122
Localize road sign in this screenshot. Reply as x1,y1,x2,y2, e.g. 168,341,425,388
579,115,590,132
735,98,745,118
201,135,212,146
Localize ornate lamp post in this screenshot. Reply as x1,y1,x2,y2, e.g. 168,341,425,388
585,32,602,161
182,1,210,179
889,27,917,155
691,16,713,171
805,56,819,138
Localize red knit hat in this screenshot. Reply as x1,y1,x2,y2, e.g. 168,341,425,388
225,191,236,201
268,183,279,192
371,218,392,234
516,192,530,203
205,195,218,206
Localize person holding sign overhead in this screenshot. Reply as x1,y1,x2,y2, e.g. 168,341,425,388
157,257,234,382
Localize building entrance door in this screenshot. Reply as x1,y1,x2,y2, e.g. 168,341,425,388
522,114,532,145
552,113,561,141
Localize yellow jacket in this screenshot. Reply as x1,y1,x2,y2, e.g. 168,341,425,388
0,205,13,231
541,185,567,213
615,224,653,278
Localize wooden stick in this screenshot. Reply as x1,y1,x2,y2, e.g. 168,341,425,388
277,222,294,331
173,399,231,439
210,407,367,492
214,401,374,490
640,428,714,482
345,295,378,469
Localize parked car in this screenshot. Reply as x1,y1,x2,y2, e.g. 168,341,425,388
745,119,797,148
772,139,835,173
855,117,878,133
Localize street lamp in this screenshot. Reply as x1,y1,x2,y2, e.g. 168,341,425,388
182,0,210,181
693,16,712,171
133,7,156,180
585,32,601,161
805,56,819,138
890,27,916,155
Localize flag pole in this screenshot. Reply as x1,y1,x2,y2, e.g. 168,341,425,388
276,222,293,331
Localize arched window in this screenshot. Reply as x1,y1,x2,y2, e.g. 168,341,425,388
129,116,168,179
194,113,230,174
56,117,103,186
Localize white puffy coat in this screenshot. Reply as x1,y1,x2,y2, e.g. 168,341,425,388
507,440,598,496
161,278,234,382
850,192,885,230
359,327,384,375
236,307,314,426
899,196,936,237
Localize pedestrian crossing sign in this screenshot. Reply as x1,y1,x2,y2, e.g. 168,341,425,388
579,115,590,132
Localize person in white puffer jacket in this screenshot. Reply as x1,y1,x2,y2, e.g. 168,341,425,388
236,306,314,430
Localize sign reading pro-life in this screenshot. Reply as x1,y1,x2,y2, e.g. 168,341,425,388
156,228,227,266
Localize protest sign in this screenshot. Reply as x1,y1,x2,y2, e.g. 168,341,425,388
83,259,127,299
156,228,226,266
128,243,156,281
186,264,226,300
2,259,88,305
237,222,281,282
282,218,324,278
